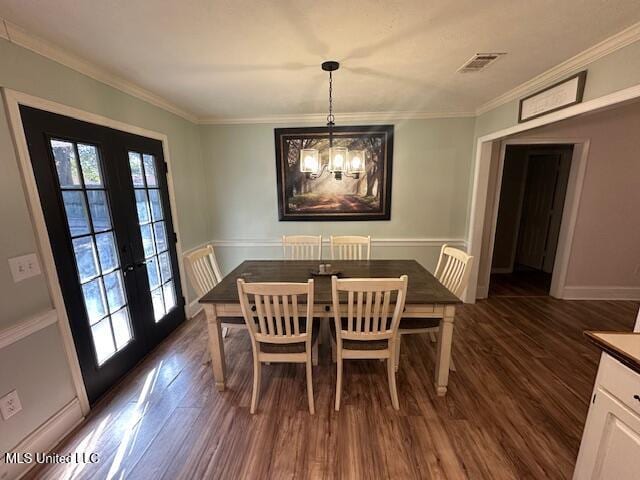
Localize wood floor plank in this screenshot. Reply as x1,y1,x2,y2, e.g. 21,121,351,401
24,298,639,480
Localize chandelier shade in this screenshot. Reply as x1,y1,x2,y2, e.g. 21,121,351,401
347,150,366,175
328,146,348,176
299,148,320,175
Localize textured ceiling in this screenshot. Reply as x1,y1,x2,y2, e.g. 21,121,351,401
1,0,640,120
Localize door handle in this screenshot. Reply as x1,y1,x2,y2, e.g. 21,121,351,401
124,261,147,274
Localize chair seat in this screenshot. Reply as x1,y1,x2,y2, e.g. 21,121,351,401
218,316,246,325
399,317,441,330
329,321,389,350
259,321,320,354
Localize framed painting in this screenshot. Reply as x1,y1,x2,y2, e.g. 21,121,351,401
274,125,394,221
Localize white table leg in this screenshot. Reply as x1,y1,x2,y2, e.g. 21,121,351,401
204,304,226,391
434,305,455,396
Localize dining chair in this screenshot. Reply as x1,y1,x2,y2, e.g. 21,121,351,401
282,235,322,260
331,274,408,411
183,244,245,333
330,235,371,260
395,244,473,371
237,279,319,414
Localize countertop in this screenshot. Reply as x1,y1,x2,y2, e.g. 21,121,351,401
585,331,640,375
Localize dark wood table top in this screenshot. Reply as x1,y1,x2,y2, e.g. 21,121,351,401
200,260,461,305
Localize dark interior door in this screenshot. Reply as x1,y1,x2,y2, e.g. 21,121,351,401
516,154,561,270
21,106,185,404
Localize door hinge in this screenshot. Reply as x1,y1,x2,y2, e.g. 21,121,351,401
163,161,169,175
592,393,597,404
172,231,178,244
181,295,186,306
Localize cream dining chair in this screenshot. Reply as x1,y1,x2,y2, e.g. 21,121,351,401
394,244,473,372
237,279,319,414
330,235,371,260
282,235,322,260
183,244,245,333
331,275,408,411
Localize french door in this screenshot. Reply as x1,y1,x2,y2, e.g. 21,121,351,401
21,106,185,404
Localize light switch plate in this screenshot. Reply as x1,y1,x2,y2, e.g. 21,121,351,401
8,253,41,283
0,390,22,420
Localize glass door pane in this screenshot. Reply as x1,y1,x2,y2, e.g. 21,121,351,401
128,151,177,322
52,139,134,365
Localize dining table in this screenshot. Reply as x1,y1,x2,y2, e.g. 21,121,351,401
199,259,461,395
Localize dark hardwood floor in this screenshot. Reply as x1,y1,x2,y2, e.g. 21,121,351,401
489,270,552,297
25,298,638,480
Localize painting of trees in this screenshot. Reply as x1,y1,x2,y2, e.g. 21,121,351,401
275,125,393,221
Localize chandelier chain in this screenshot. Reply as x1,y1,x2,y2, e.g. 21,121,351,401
327,71,335,125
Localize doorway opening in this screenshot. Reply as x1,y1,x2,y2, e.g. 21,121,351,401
489,144,574,297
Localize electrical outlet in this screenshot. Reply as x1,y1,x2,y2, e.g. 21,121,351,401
8,253,41,283
0,390,22,420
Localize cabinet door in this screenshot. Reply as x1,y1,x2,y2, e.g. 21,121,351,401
574,387,640,479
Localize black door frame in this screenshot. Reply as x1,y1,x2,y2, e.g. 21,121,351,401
19,105,186,405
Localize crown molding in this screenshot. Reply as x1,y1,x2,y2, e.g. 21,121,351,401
2,19,199,123
3,15,639,125
476,21,640,115
199,110,475,125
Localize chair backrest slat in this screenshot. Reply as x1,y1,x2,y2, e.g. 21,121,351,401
282,235,322,260
184,244,223,298
330,235,371,260
434,244,474,298
238,280,314,344
332,275,408,340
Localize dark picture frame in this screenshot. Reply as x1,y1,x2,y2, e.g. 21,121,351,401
275,125,394,221
518,71,587,123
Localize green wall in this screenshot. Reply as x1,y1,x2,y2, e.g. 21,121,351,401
199,117,475,273
0,38,207,453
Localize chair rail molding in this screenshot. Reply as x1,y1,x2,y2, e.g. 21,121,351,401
0,309,58,350
211,237,468,249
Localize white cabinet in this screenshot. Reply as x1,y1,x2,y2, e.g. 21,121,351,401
574,353,640,479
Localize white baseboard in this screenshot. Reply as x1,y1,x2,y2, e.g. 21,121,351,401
187,299,203,319
476,285,489,299
1,398,84,480
562,286,640,300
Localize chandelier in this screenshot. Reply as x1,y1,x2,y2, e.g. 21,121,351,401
300,61,366,181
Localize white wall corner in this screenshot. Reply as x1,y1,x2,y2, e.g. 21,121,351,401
0,398,84,480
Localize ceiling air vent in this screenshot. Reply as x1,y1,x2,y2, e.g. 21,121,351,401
458,53,506,73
